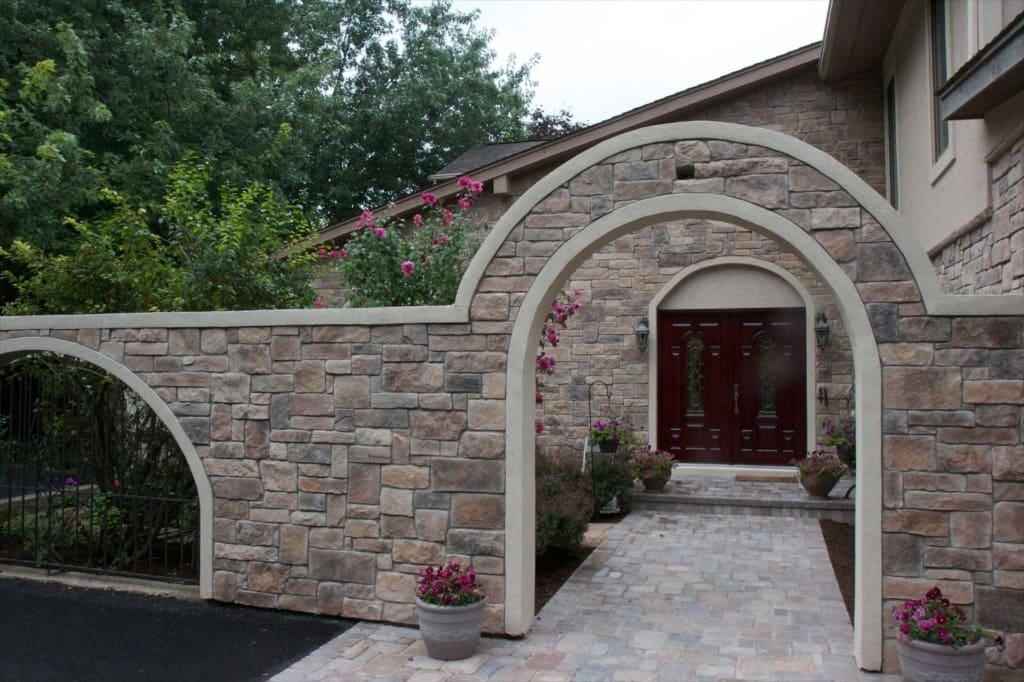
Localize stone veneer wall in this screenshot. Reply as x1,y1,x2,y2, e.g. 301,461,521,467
480,137,1021,675
1,323,512,632
933,136,1024,294
534,221,854,455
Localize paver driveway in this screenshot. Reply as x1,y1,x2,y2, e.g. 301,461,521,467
272,512,900,681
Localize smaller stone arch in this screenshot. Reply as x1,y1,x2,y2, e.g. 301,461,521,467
503,192,883,669
647,256,822,456
0,336,214,598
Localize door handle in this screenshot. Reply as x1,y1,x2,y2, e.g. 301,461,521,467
733,383,739,415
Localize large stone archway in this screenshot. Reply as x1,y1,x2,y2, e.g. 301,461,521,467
0,336,215,597
475,121,1021,671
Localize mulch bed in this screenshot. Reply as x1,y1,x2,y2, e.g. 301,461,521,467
535,515,856,621
820,519,855,622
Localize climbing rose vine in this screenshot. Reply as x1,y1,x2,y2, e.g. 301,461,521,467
324,176,485,306
535,289,583,433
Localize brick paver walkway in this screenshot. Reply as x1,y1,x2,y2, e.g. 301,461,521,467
272,512,898,681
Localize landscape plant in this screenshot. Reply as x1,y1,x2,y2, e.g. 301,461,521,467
416,561,484,606
535,450,593,557
629,446,675,480
892,587,1004,649
588,417,635,447
534,289,582,434
2,157,320,314
330,176,484,307
791,446,849,478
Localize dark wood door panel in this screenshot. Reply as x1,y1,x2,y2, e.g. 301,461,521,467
658,308,805,466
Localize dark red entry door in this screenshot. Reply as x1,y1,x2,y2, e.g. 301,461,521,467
657,308,806,466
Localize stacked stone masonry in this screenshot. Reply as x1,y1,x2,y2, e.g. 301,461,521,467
933,136,1024,294
2,70,1021,676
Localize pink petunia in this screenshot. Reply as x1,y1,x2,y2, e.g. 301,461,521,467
400,260,414,277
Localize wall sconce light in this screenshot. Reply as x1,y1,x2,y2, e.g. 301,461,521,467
635,316,650,353
814,312,830,350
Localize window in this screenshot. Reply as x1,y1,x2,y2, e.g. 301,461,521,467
931,0,950,159
885,77,899,208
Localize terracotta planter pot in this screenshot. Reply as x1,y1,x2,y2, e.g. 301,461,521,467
597,439,619,453
797,470,841,498
416,598,485,660
895,634,986,682
641,472,669,492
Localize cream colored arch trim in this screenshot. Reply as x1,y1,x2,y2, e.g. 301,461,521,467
505,193,883,671
646,257,820,454
0,336,214,599
459,120,1021,317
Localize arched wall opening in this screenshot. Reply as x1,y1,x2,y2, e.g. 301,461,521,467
647,256,826,460
0,337,214,598
503,194,884,669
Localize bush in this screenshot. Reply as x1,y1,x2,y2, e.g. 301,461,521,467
589,450,634,516
536,451,592,557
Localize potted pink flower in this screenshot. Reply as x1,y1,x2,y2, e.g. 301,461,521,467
415,561,485,660
629,446,675,492
892,586,1004,682
791,446,848,498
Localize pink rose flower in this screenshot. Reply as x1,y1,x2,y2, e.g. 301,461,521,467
400,260,414,277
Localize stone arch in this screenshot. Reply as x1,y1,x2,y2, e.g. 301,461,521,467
0,336,214,598
647,256,821,456
503,193,884,669
488,121,1019,670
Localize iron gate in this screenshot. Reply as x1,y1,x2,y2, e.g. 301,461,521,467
0,353,199,584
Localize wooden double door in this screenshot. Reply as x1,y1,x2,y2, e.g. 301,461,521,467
657,308,806,466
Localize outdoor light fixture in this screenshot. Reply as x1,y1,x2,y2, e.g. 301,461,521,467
814,312,830,350
635,316,650,353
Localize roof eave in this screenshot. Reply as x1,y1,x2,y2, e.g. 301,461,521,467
317,43,821,244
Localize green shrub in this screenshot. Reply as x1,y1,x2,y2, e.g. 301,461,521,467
589,450,635,516
536,451,592,557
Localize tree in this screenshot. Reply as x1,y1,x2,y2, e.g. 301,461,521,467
2,157,320,314
0,0,534,277
527,107,588,140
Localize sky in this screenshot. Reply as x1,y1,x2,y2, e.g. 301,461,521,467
447,0,830,124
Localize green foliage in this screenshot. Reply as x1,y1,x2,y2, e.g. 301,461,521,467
0,0,535,284
536,451,593,557
333,179,484,306
2,157,320,313
590,451,634,516
0,354,199,573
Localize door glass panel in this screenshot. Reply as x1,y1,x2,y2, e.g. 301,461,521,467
686,336,704,413
756,333,777,414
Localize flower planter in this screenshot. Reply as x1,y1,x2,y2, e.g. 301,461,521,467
835,444,856,468
597,439,619,453
416,598,485,660
640,472,669,492
895,635,986,682
797,470,841,498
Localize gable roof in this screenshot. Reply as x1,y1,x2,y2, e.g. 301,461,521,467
429,141,548,181
317,42,822,244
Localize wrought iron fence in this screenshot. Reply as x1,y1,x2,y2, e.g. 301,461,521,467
0,353,199,584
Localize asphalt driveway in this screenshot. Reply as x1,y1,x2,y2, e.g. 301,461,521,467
0,577,354,682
